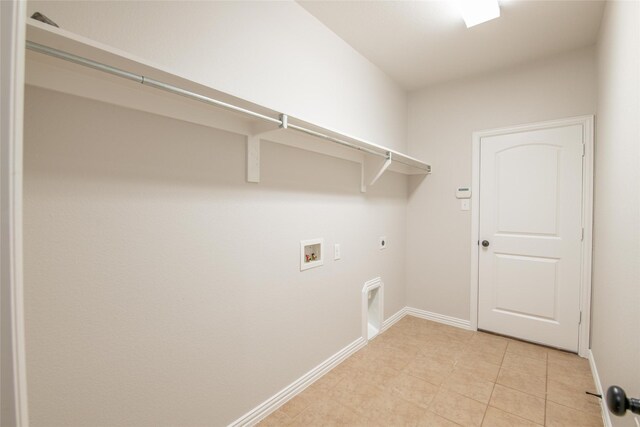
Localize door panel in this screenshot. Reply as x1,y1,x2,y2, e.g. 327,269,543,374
478,124,583,351
496,145,560,235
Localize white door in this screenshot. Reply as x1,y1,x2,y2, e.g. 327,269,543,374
478,124,584,351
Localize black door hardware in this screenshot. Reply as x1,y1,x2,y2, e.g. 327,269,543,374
606,385,640,416
482,240,490,247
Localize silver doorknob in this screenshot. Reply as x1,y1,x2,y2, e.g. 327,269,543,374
482,240,490,247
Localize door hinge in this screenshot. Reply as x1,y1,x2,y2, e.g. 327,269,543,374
579,311,582,324
581,227,585,241
582,143,586,157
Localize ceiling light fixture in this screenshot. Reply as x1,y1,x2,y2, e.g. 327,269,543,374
454,0,500,28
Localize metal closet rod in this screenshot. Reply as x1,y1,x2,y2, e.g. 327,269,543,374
26,41,389,160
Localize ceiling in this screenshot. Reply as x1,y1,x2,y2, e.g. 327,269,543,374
298,0,605,90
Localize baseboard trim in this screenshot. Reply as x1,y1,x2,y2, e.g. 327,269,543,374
229,336,367,427
229,306,471,426
588,349,613,427
381,307,407,332
405,307,473,330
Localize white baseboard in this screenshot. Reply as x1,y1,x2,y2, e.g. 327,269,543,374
229,336,367,427
588,349,613,427
404,307,473,330
229,306,470,426
381,307,407,332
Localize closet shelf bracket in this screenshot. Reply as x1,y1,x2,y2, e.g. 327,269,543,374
369,152,393,186
279,114,288,129
245,126,283,184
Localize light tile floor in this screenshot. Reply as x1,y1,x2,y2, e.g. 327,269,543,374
259,316,603,426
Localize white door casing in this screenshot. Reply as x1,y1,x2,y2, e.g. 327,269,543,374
1,0,29,425
470,116,594,356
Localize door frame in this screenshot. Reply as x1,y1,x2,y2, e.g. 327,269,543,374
469,115,594,357
1,0,29,425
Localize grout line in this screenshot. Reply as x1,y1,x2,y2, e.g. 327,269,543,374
544,351,549,426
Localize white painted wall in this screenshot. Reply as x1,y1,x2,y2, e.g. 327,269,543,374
23,87,408,426
25,1,407,151
591,2,640,426
406,47,597,320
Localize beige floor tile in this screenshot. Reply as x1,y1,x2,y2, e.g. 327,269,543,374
546,379,602,413
367,391,427,426
378,335,423,357
316,363,358,391
279,392,314,419
430,389,488,427
481,406,542,427
404,353,456,385
417,410,462,427
496,367,546,398
419,346,464,364
288,398,367,427
329,372,384,415
469,332,509,351
389,372,440,409
547,363,595,390
431,327,474,344
506,340,548,361
257,409,292,426
358,363,403,388
366,345,416,371
501,352,546,378
455,358,501,382
329,358,365,377
488,384,545,424
548,359,593,382
442,368,495,404
547,349,587,365
545,401,604,427
265,318,602,426
460,345,506,366
458,348,504,366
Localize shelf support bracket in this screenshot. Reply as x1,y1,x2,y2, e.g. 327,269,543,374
369,152,392,186
279,114,288,129
246,123,287,183
246,135,261,183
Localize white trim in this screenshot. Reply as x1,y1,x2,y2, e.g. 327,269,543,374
1,1,29,426
470,115,594,356
228,337,367,427
405,307,473,330
381,307,407,332
588,350,613,427
579,116,594,358
361,277,383,340
228,306,473,426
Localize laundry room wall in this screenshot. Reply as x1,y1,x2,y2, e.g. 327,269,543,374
405,47,597,321
591,2,640,426
23,86,408,426
22,1,411,425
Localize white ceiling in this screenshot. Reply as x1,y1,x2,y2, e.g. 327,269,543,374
298,0,605,90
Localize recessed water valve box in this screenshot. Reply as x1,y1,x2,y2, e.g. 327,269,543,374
300,238,323,271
